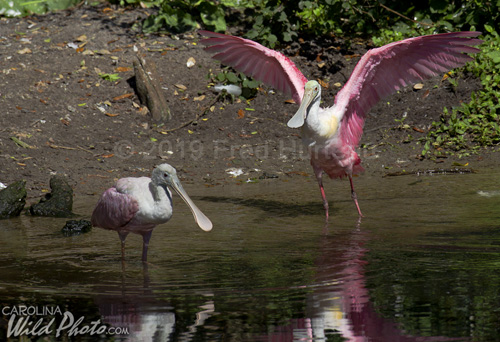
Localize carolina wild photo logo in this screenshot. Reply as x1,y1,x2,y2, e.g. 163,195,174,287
2,305,129,338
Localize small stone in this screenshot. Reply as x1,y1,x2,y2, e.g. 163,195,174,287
29,176,74,217
0,180,27,219
259,172,279,179
61,220,92,236
186,57,196,68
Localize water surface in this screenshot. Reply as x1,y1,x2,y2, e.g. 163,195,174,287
1,170,500,341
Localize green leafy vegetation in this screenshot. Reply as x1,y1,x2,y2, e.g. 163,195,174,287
0,0,80,17
107,0,241,33
421,25,500,158
141,0,228,33
359,3,499,158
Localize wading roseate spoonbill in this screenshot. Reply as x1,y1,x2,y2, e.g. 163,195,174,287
200,30,482,219
91,164,212,262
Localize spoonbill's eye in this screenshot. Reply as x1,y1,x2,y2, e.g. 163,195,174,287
164,173,169,178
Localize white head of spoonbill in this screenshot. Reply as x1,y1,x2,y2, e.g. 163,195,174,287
152,164,213,232
287,80,321,128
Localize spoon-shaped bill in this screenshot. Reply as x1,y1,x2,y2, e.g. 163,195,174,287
287,86,315,128
169,174,213,231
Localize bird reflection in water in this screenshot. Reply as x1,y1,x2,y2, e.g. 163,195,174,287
94,264,215,342
262,219,466,342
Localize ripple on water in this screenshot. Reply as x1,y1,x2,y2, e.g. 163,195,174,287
1,172,500,341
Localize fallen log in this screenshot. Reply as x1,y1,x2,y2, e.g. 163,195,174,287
133,50,172,123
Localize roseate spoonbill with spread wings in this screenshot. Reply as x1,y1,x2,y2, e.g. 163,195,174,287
91,164,212,262
200,30,481,219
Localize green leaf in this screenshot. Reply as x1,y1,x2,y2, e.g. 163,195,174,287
10,136,32,149
216,72,226,82
99,73,121,82
243,79,260,88
266,34,278,48
198,0,226,32
226,72,239,84
487,51,500,64
484,24,494,33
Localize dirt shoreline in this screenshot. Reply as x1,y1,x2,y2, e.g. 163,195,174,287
0,4,497,206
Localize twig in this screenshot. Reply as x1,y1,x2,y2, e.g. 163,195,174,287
364,124,396,133
378,2,434,27
350,3,376,22
384,168,476,177
160,94,221,133
47,143,96,155
48,143,76,150
246,114,288,127
77,146,95,154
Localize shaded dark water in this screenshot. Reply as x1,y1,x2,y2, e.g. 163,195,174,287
1,170,500,341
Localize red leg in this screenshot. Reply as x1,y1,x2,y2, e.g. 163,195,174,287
349,175,363,217
314,169,329,221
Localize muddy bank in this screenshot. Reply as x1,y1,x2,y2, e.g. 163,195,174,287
0,4,496,207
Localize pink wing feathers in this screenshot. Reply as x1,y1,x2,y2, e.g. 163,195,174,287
91,187,139,230
199,30,308,104
336,31,482,147
200,30,481,148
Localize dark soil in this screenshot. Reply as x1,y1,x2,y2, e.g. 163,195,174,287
0,3,496,205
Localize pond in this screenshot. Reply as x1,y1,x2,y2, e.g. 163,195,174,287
1,170,500,341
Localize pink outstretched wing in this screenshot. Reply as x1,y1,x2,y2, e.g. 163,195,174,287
91,187,139,230
336,31,482,147
199,30,308,104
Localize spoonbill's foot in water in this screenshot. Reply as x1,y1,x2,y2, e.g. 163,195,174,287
315,172,330,221
323,200,329,223
349,176,363,218
118,231,128,260
116,230,154,263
